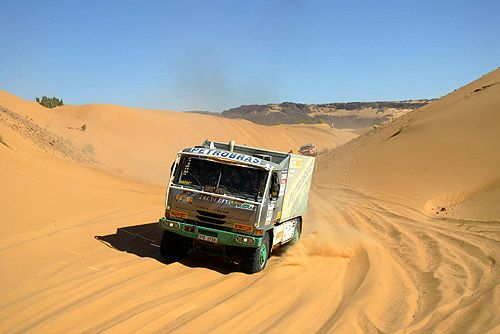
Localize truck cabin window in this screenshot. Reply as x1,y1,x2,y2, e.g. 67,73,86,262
174,156,267,201
270,172,280,198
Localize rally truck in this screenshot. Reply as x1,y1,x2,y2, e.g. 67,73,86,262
159,140,315,273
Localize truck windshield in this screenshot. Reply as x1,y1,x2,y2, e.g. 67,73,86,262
173,156,267,202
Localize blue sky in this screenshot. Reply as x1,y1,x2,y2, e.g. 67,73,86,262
1,1,498,112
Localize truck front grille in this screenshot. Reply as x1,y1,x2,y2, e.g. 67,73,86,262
197,210,226,219
196,215,225,225
185,219,232,232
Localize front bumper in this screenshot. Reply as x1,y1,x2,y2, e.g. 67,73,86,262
159,217,262,248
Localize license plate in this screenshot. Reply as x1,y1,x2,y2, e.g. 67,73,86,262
197,234,218,243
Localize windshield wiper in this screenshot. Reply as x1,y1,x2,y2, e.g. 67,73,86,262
177,173,203,190
219,185,254,201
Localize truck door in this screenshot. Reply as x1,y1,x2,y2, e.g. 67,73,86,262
264,171,285,226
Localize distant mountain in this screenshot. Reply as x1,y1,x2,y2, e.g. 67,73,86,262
221,100,433,128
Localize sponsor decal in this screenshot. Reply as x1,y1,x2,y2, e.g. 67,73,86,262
198,194,229,204
273,225,284,245
171,210,188,219
175,194,193,204
195,204,229,214
265,202,275,225
275,231,283,242
238,203,256,210
282,220,295,241
282,157,315,219
290,159,303,169
280,172,287,184
275,211,282,221
279,171,287,196
189,147,262,165
197,194,256,210
234,224,253,232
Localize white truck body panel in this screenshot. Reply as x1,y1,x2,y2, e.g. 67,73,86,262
281,154,315,222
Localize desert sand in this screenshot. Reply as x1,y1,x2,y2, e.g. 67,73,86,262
1,69,499,333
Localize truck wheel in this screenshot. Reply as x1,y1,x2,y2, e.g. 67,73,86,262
289,218,302,245
241,233,270,274
160,230,190,261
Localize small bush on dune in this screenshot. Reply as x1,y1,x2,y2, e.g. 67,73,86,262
36,96,64,108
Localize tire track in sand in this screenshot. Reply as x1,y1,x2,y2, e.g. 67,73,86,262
1,187,498,333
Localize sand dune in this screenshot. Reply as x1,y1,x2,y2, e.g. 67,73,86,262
323,68,500,222
0,90,355,184
1,69,499,333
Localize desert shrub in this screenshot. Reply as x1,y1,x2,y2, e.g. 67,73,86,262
36,96,64,108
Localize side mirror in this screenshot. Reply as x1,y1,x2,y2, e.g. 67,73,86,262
271,183,280,199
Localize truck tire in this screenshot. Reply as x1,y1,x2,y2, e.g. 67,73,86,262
289,218,302,245
160,230,190,261
241,233,270,274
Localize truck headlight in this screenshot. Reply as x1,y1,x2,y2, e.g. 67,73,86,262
236,236,255,245
166,221,180,230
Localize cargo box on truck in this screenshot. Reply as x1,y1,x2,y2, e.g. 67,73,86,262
159,140,315,273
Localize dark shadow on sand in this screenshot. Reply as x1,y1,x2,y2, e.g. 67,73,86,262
95,222,242,275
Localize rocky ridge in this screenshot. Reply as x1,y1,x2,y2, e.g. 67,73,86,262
222,100,432,128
